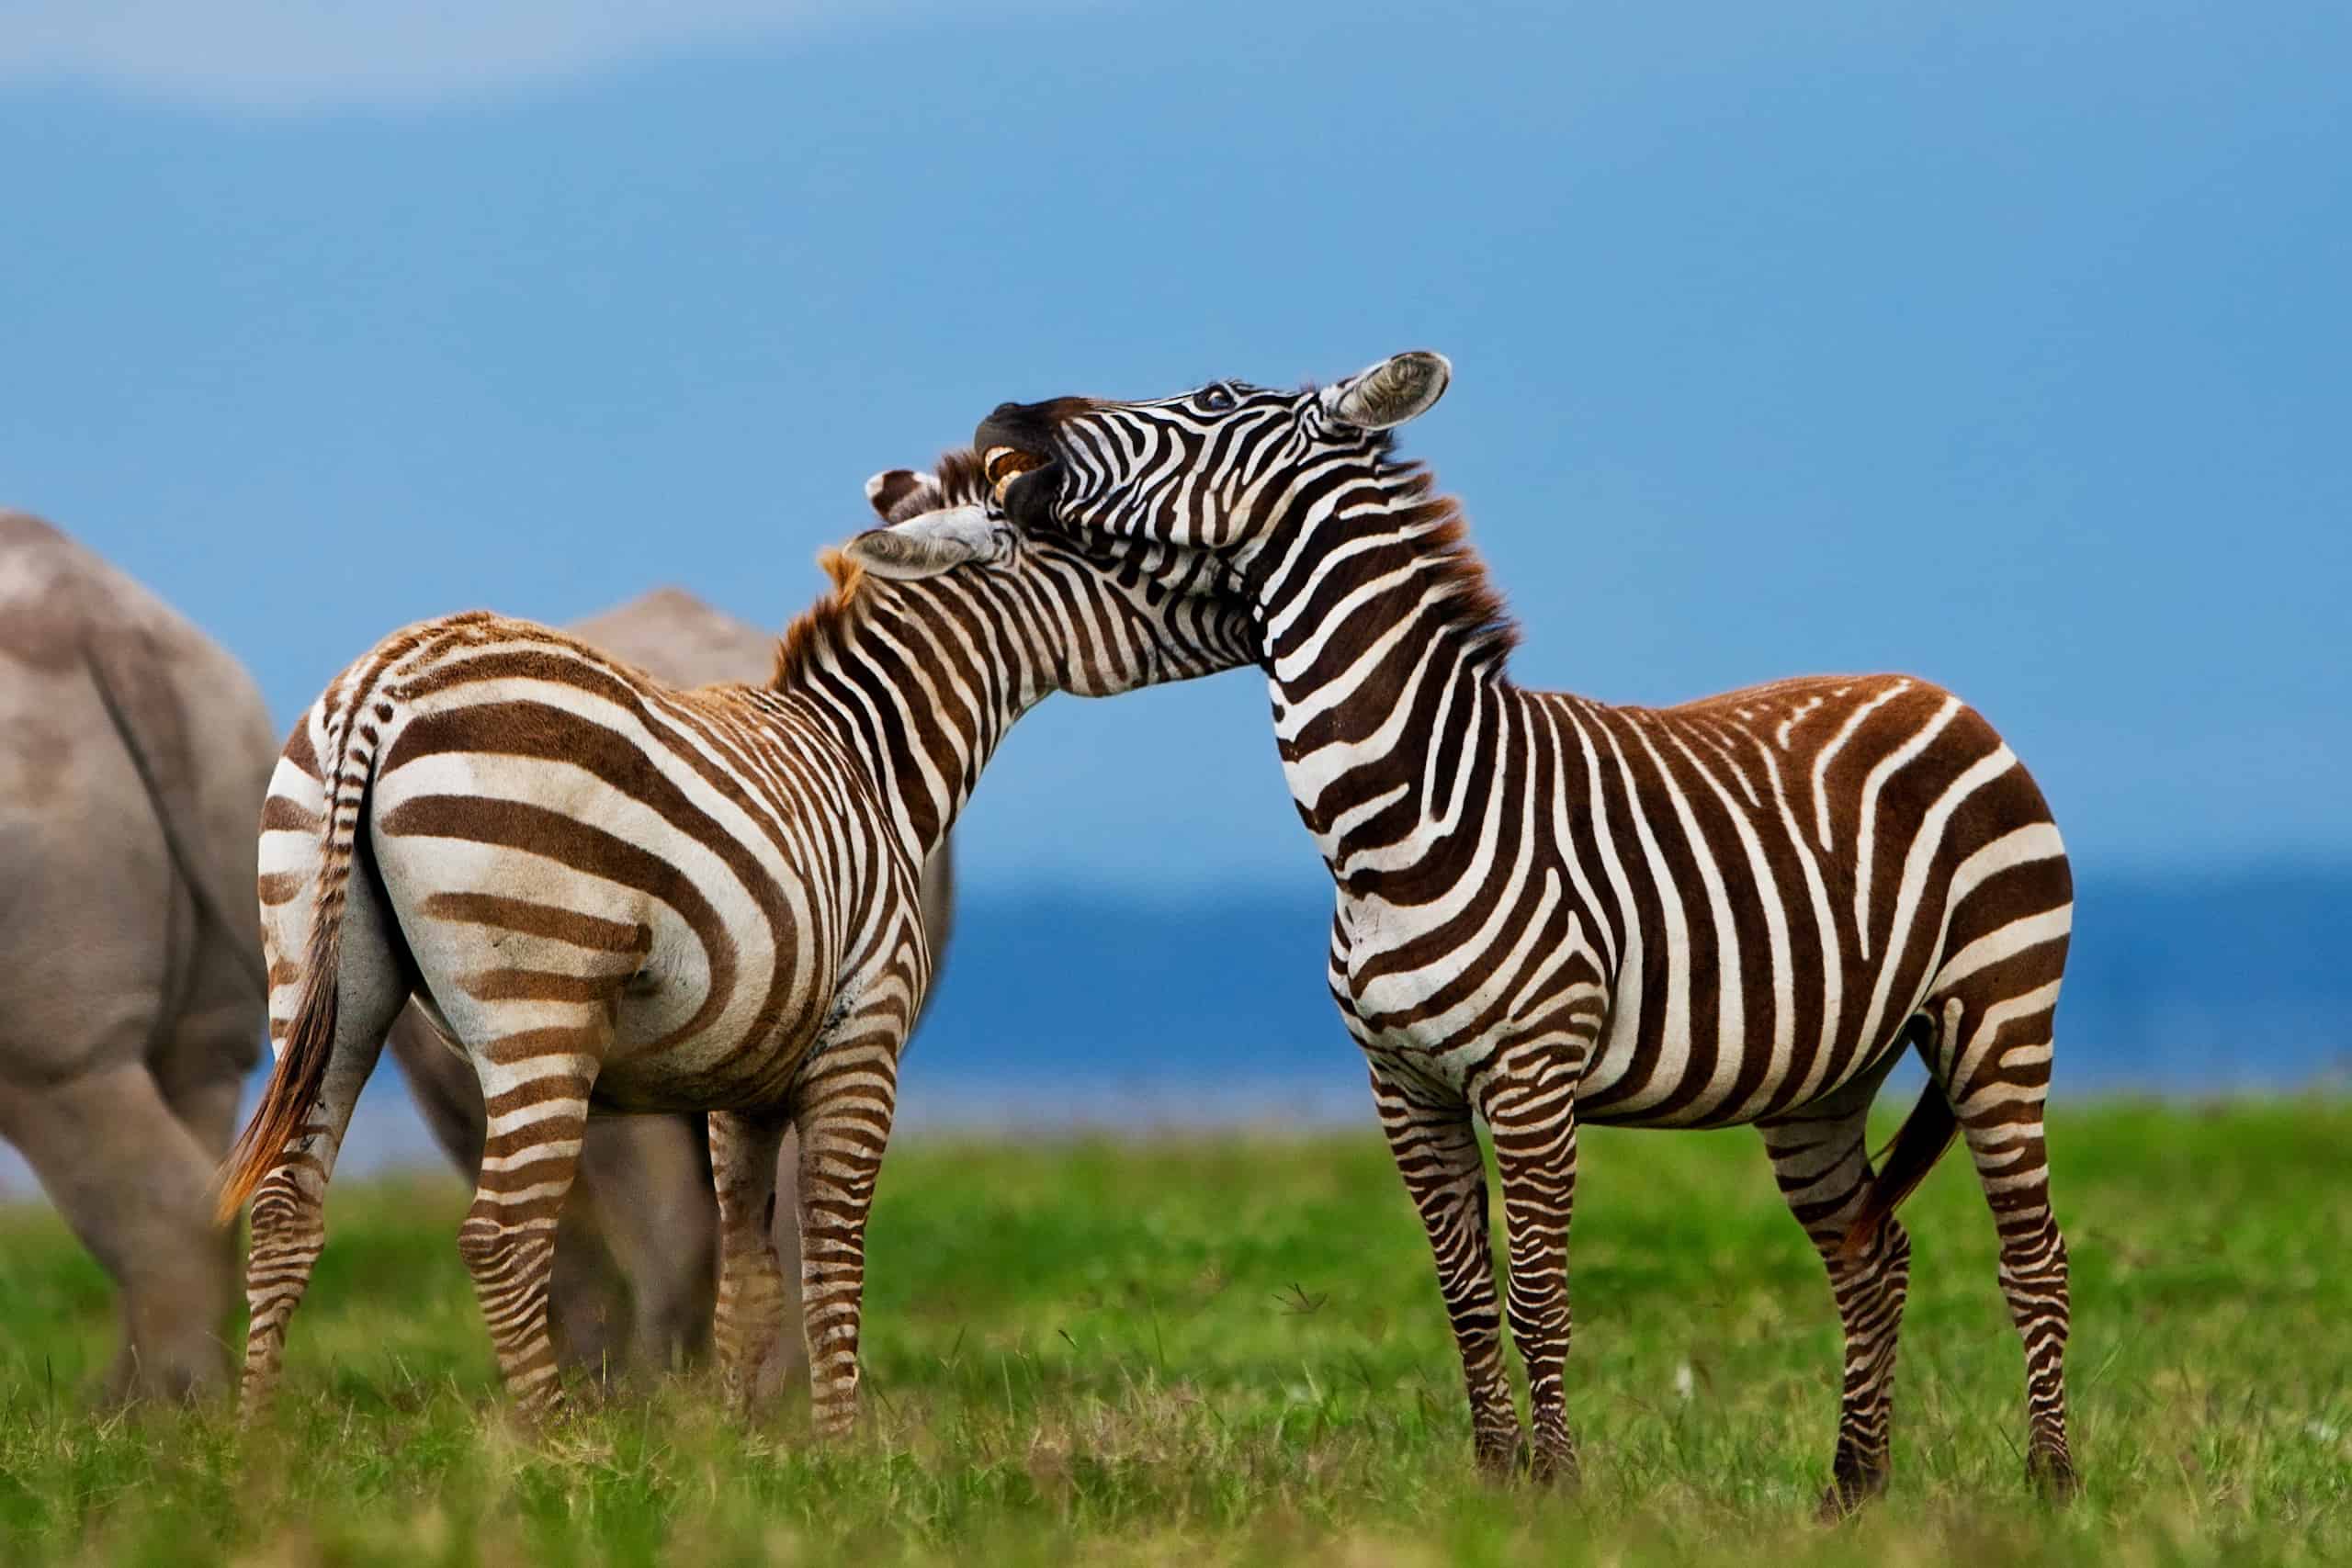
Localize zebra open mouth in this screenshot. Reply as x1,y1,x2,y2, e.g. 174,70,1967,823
983,446,1046,506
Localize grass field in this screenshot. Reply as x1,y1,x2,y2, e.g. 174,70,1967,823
3,1101,2348,1565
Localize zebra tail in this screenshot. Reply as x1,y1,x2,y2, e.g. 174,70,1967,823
212,705,371,1226
1837,1080,1959,1260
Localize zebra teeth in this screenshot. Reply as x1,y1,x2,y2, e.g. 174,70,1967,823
984,446,1045,504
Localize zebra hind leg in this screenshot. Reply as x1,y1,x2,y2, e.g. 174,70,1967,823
1476,1050,1584,1486
1934,987,2077,1498
1368,1064,1525,1476
1758,1079,1913,1518
237,860,411,1417
454,1032,603,1419
239,1038,390,1415
708,1107,792,1419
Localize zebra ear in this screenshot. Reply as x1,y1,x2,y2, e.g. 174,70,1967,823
1323,351,1452,431
865,468,941,524
842,505,1008,580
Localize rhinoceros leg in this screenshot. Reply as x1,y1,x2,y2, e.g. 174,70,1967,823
0,1061,233,1400
571,1112,719,1375
149,938,269,1373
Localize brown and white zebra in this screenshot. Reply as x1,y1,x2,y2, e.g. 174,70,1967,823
215,454,1254,1427
974,355,2078,1510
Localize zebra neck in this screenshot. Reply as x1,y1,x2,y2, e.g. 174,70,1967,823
1250,479,1520,888
790,575,1051,866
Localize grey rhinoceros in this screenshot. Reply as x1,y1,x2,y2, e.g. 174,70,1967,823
0,511,274,1399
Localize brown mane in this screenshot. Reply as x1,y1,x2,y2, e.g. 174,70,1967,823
921,449,990,514
1388,465,1521,664
771,450,989,689
770,548,869,689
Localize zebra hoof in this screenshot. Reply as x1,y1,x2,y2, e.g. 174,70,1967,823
1529,1440,1581,1490
505,1380,572,1429
1815,1468,1886,1522
1472,1430,1529,1483
2027,1449,2080,1503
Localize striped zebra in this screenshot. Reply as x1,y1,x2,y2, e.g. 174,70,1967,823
214,454,1253,1427
974,355,2078,1510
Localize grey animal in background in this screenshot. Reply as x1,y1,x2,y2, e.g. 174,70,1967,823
0,512,275,1399
384,587,956,1381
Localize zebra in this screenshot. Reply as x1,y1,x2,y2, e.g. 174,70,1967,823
973,355,2078,1510
214,453,1255,1428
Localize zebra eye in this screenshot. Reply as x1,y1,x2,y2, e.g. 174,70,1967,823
1198,385,1237,413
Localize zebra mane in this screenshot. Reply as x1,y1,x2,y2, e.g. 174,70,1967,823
917,449,990,514
1383,465,1521,666
769,451,990,691
770,548,868,691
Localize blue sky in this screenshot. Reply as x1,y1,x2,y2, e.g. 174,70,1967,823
6,1,2346,900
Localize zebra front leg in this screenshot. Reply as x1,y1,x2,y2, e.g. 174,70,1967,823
793,1027,904,1440
1477,1050,1583,1485
455,1037,600,1418
1758,1087,1912,1517
709,1106,792,1418
1369,1065,1524,1475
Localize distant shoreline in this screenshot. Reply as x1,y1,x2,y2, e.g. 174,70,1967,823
6,1073,2347,1197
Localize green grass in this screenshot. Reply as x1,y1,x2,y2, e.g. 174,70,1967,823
4,1101,2349,1564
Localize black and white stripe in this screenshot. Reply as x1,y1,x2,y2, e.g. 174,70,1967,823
218,452,1255,1427
977,355,2078,1507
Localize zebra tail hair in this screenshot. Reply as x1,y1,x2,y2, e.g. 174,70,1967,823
212,708,370,1226
1837,1080,1959,1260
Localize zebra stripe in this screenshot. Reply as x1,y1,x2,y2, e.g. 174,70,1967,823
976,357,2078,1508
217,452,1253,1427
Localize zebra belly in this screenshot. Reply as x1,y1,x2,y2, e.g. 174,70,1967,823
1574,1022,1916,1131
1335,897,1928,1131
590,978,833,1112
1340,987,1917,1129
1572,929,1942,1131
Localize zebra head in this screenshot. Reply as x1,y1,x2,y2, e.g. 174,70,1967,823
971,351,1453,592
832,449,1258,695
